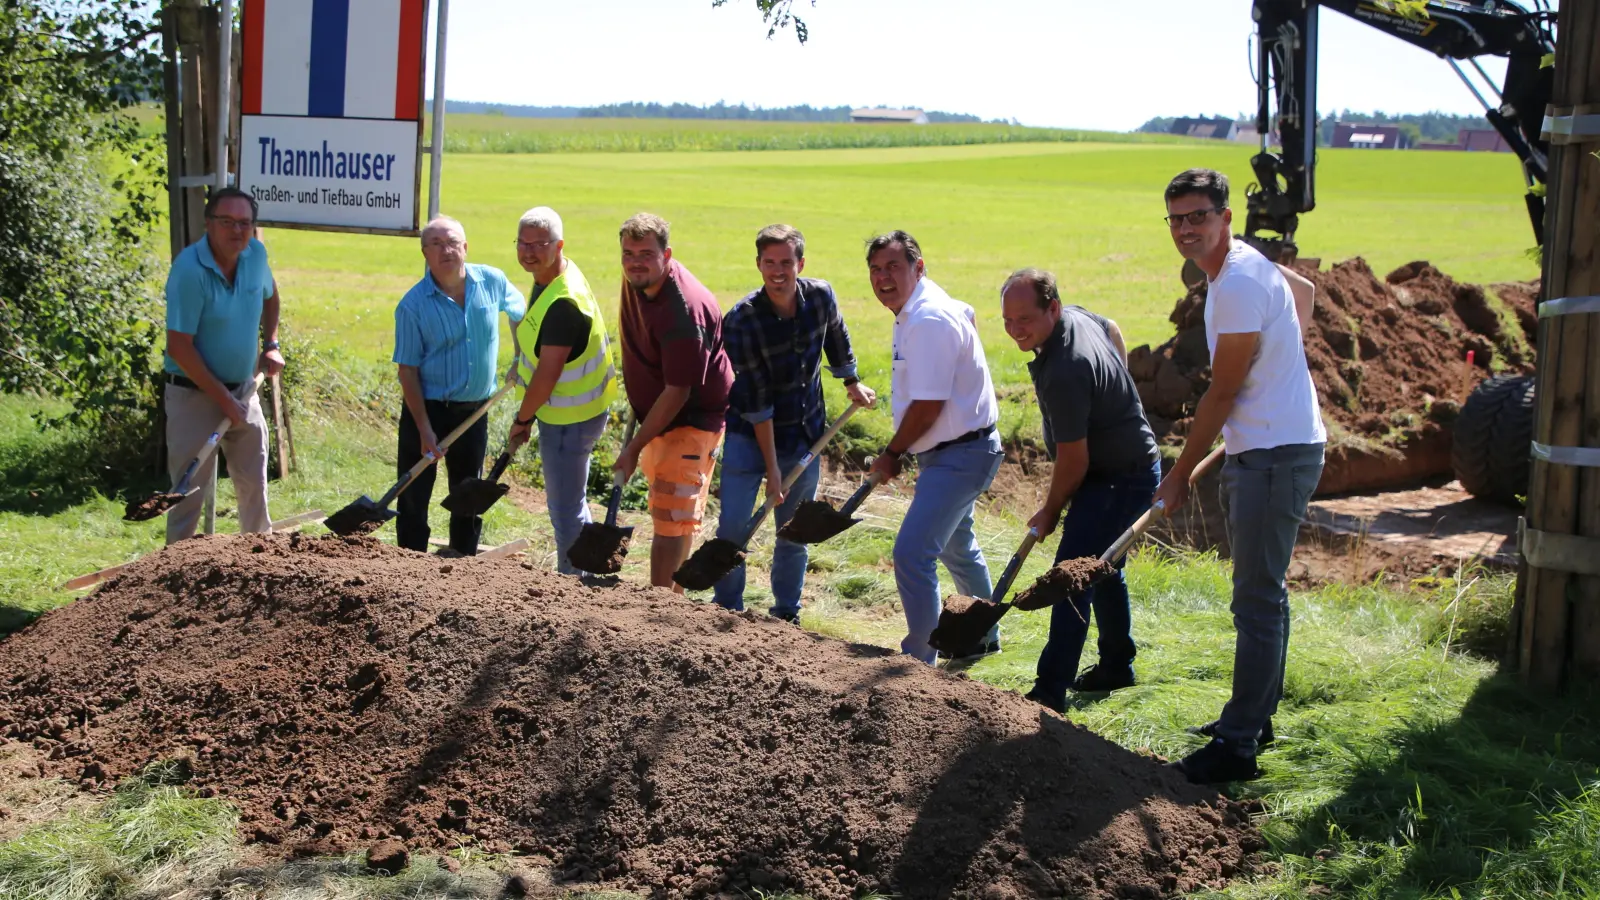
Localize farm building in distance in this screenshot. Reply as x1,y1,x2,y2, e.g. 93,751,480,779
1330,123,1410,149
1168,116,1239,140
850,107,928,124
1417,128,1515,153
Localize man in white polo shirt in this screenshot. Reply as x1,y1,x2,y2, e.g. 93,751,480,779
865,231,1003,665
1153,168,1326,784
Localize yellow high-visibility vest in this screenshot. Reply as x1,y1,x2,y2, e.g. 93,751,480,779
522,259,617,425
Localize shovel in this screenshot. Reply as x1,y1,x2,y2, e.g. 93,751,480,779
1011,444,1227,612
926,526,1049,656
776,468,888,545
441,449,513,516
125,373,265,522
674,404,860,591
565,414,638,575
324,381,516,536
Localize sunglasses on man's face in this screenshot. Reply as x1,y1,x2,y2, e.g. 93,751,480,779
1164,207,1225,228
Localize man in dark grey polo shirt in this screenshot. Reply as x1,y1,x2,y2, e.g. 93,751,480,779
1001,268,1161,714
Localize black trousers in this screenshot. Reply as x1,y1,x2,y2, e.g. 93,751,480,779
397,399,489,555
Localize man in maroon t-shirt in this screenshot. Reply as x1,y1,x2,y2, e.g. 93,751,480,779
614,212,734,590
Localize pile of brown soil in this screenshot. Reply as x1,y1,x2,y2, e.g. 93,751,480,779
0,534,1259,899
1127,259,1537,495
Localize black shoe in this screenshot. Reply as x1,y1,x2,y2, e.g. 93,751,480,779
1072,663,1136,693
1171,737,1262,785
937,640,1002,663
1187,717,1276,749
1023,687,1066,715
768,608,800,625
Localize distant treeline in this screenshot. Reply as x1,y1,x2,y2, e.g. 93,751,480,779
440,100,990,123
1136,110,1493,145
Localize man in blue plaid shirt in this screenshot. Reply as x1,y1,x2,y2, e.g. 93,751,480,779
715,224,876,622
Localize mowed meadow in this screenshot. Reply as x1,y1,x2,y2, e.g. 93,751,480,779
266,117,1538,403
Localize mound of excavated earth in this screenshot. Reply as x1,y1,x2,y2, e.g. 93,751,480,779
0,534,1259,899
1128,259,1538,495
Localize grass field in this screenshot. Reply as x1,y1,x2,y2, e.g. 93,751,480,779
262,137,1537,448
0,121,1573,898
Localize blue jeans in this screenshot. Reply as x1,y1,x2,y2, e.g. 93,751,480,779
896,434,1004,664
1215,442,1325,755
1033,459,1161,704
537,412,609,576
712,431,822,616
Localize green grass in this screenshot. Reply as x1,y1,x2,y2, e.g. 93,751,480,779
434,112,1194,154
253,137,1535,451
0,771,237,900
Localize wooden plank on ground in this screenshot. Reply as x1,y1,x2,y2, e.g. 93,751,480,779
480,538,530,560
63,509,327,591
269,509,324,531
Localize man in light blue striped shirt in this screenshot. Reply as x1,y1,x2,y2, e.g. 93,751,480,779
393,215,526,555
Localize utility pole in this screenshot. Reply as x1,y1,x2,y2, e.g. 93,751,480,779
1514,0,1600,689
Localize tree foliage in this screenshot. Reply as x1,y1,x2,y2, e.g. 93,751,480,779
0,0,165,433
711,0,812,43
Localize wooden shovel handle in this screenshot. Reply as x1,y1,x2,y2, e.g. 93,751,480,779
739,404,861,545
399,380,517,483
1097,444,1227,566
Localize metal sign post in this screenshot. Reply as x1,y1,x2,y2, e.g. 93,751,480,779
427,0,448,220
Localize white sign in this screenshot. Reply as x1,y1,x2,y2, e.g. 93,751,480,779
239,115,418,231
238,0,427,234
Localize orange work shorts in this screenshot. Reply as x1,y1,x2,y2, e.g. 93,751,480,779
640,426,722,538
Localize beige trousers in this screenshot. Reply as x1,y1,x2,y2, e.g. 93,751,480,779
163,382,272,543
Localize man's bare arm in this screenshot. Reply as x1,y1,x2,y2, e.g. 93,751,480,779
1276,264,1315,337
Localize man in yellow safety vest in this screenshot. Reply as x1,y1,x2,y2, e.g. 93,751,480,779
507,206,619,576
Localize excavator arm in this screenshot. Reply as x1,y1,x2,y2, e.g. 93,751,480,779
1245,0,1556,263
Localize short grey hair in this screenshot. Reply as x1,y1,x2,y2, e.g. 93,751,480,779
517,206,563,241
421,215,465,245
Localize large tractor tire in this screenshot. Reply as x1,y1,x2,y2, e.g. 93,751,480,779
1452,373,1536,507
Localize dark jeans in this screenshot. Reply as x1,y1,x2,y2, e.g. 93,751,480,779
1033,458,1161,704
1215,442,1325,755
397,399,489,555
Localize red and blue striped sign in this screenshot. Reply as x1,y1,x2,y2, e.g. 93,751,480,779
241,0,425,122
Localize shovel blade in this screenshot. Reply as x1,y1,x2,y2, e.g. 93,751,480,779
567,523,634,575
123,491,189,523
441,479,510,516
776,500,861,544
673,538,746,591
928,595,1009,655
324,497,397,537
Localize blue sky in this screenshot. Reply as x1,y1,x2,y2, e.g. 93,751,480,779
426,0,1510,130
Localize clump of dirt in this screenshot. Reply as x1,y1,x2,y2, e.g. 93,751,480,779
672,539,745,591
778,500,858,543
1127,259,1536,495
566,523,629,574
1014,558,1119,612
123,493,183,522
927,595,1006,655
0,534,1259,899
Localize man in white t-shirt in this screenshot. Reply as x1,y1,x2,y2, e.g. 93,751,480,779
1152,168,1326,785
864,231,1004,665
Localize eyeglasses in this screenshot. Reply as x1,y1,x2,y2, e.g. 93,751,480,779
514,239,556,251
1164,208,1224,228
425,238,465,251
208,216,254,231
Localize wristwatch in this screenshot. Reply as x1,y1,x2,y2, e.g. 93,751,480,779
515,414,537,427
263,340,280,351
843,377,860,387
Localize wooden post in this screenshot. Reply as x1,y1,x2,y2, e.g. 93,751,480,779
269,373,291,479
1514,0,1600,689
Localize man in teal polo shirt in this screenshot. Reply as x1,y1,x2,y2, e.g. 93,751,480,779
394,215,527,555
163,187,285,544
